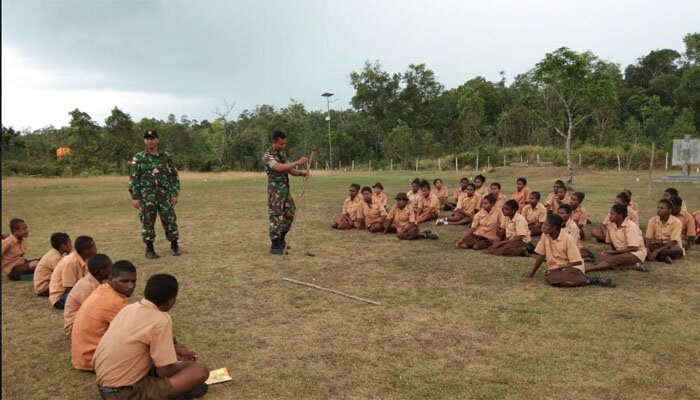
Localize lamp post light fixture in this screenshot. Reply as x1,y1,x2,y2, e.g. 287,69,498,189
321,92,334,168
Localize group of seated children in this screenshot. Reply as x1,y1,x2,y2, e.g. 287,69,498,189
1,220,210,399
329,176,698,288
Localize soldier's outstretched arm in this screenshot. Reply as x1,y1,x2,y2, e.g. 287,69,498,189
272,156,309,173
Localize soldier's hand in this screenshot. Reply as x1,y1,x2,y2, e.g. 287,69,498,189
132,199,141,210
170,197,178,206
297,156,310,165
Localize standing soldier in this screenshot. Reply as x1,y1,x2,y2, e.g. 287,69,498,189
129,130,180,259
264,130,309,255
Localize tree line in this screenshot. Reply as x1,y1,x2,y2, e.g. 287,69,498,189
2,32,698,178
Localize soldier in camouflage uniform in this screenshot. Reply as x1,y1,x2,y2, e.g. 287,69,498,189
129,130,181,259
263,130,309,255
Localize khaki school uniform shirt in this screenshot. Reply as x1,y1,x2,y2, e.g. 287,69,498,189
562,219,582,248
417,193,440,215
432,186,448,205
64,273,102,337
453,187,466,202
372,192,388,209
358,200,388,226
34,248,63,295
493,194,507,211
678,210,696,237
605,218,647,262
503,212,531,243
49,252,87,306
535,232,584,273
94,300,178,387
1,235,26,276
474,186,486,198
472,208,505,242
407,190,420,211
645,215,682,244
511,187,532,210
629,200,640,214
545,191,571,210
522,203,547,224
602,205,638,226
341,196,362,221
570,206,588,228
388,204,416,233
456,193,482,215
72,284,128,371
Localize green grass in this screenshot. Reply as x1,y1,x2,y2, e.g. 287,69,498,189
2,167,699,399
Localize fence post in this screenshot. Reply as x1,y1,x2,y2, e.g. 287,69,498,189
476,156,479,172
579,153,582,166
616,154,621,171
487,156,490,169
351,160,354,172
503,154,506,167
415,158,419,172
520,154,523,164
455,157,458,172
438,158,441,171
369,160,372,172
665,152,669,172
537,154,540,164
315,161,318,171
339,161,342,170
390,159,393,172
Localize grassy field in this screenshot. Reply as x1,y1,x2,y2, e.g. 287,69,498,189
2,167,699,399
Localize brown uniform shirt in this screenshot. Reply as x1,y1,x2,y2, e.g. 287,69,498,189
64,273,102,337
678,210,696,237
511,187,532,210
456,193,482,215
605,218,647,262
432,186,448,205
357,200,388,226
503,212,531,243
603,205,638,226
453,187,466,202
474,186,486,198
71,284,128,371
535,232,584,273
629,200,640,214
34,248,63,295
388,205,416,233
372,192,388,209
94,300,178,387
407,190,421,212
49,252,87,306
1,235,26,276
522,203,547,225
562,219,582,248
493,194,508,211
545,191,571,210
472,208,505,242
645,215,682,244
341,196,362,221
417,193,440,216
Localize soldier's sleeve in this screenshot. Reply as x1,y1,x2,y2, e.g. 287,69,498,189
128,155,142,200
263,152,277,170
167,153,180,198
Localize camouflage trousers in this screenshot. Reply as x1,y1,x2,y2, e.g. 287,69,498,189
268,188,295,241
139,193,179,243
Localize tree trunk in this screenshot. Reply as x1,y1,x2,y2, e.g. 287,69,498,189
565,114,574,188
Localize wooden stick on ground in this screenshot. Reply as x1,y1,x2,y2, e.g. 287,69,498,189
282,278,382,306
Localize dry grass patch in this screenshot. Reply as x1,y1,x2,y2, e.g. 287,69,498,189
2,168,699,399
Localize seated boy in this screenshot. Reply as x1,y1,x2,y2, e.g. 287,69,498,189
485,199,531,257
587,204,648,272
2,218,39,280
473,174,487,198
664,187,687,214
443,178,469,211
522,191,547,236
455,194,504,250
331,184,363,229
622,189,639,214
34,232,72,296
568,192,588,238
558,204,596,262
523,214,615,288
416,180,440,223
544,180,568,214
432,179,448,207
72,260,137,371
436,183,481,226
372,182,388,210
407,178,421,212
93,274,209,399
489,182,508,211
645,198,684,264
48,236,97,309
357,187,388,233
592,192,639,243
546,186,568,216
511,177,532,211
64,254,113,337
384,193,439,240
668,195,696,250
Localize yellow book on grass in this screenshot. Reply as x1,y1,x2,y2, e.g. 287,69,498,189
205,367,232,385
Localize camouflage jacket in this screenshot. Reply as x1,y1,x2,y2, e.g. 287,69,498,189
263,147,290,189
128,150,180,200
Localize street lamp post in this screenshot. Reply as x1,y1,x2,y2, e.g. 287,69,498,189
321,92,334,169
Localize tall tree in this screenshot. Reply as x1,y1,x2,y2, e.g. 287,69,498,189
532,47,617,186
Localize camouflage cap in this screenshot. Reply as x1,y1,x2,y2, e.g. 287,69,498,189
144,130,159,139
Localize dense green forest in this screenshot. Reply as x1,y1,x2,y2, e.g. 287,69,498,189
2,33,699,177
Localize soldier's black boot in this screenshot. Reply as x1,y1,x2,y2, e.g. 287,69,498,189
170,240,181,256
145,241,159,259
270,238,284,255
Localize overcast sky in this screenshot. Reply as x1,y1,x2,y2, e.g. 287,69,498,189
2,0,698,130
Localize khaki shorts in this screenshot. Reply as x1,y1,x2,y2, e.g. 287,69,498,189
99,374,172,400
